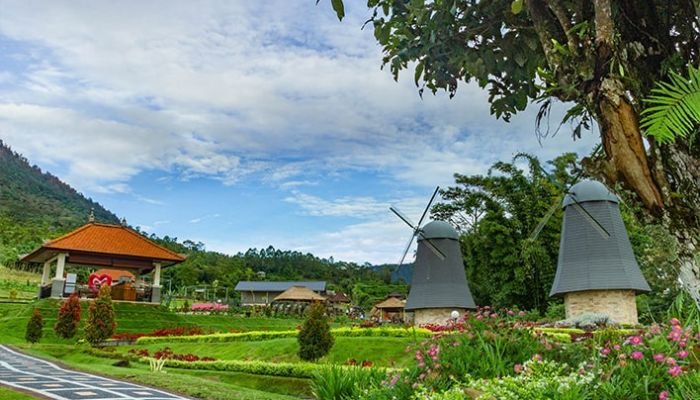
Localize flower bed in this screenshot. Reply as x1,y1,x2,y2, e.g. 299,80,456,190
135,326,433,345
128,347,215,362
191,303,229,313
111,326,205,342
321,313,700,400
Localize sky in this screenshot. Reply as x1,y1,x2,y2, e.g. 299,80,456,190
0,1,598,265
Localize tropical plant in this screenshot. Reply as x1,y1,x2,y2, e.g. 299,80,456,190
85,285,117,346
311,365,384,400
641,65,700,144
25,308,43,344
54,293,81,339
298,302,334,361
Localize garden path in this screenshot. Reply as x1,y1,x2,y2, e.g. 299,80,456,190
0,345,192,400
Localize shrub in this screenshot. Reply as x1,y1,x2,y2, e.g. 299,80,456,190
311,365,384,400
9,288,18,299
298,302,334,361
85,285,117,346
25,308,43,344
54,293,81,339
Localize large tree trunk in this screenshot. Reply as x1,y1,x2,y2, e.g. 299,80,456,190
587,78,700,307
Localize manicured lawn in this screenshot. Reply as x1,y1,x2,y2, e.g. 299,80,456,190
0,299,308,344
130,336,414,368
20,344,306,400
0,386,36,400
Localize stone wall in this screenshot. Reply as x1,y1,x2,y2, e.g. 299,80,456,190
412,308,469,326
564,289,638,324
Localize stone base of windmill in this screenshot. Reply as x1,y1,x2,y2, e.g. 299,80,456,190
564,289,639,325
411,308,470,326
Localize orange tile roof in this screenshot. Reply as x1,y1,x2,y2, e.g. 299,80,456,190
36,223,185,262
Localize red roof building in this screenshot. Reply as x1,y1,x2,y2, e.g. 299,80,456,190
22,222,185,302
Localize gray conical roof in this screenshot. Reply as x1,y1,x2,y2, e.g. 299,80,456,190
405,221,476,310
550,181,650,296
562,180,618,207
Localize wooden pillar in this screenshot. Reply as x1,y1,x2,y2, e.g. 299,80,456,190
55,253,66,279
41,260,51,285
153,262,162,287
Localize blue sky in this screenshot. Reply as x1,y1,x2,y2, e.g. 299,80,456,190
0,1,598,264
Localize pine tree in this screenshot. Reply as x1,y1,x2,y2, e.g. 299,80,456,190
25,308,43,344
54,293,81,339
298,302,334,361
85,285,117,346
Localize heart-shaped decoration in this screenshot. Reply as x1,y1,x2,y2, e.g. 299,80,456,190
88,273,113,292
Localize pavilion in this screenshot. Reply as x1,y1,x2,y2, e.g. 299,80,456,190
21,221,186,303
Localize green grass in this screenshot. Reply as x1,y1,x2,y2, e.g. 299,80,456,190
130,336,414,368
0,266,39,300
0,386,37,400
0,299,308,344
19,344,306,400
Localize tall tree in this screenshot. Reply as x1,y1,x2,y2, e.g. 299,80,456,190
432,153,580,313
326,1,700,303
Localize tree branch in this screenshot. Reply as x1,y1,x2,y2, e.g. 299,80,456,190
548,0,579,53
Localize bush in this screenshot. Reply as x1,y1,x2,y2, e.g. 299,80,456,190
311,365,384,400
85,285,117,346
25,308,43,344
298,302,334,361
54,293,81,339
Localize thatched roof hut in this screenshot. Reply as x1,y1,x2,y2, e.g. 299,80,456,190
273,286,326,302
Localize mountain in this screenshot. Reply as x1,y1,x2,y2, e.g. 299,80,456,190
0,140,119,263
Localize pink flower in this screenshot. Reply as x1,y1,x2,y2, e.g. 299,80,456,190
653,353,665,363
532,353,543,362
514,363,523,373
668,365,682,377
666,357,677,366
669,318,680,326
658,391,669,400
628,336,643,346
676,350,688,359
613,344,621,351
507,310,515,316
600,347,611,357
649,324,662,335
519,310,526,316
631,351,644,360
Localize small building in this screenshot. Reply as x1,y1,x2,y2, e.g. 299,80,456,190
273,286,326,302
234,281,326,306
372,296,406,323
21,221,185,303
327,292,351,313
550,180,651,324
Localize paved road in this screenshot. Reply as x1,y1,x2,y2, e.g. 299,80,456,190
0,345,191,400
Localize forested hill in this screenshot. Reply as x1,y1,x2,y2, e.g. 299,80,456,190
0,140,119,262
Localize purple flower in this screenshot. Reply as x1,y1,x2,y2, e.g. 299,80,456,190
653,353,665,363
659,391,669,400
631,351,644,360
676,350,688,359
628,336,643,346
668,365,682,377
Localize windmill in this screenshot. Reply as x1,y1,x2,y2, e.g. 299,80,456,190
532,177,650,324
390,187,476,325
390,186,446,267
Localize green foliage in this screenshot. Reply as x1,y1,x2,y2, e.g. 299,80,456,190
85,285,117,346
433,153,581,313
311,365,384,400
136,326,432,345
25,308,43,343
54,294,81,339
351,283,408,312
298,302,334,361
641,65,700,144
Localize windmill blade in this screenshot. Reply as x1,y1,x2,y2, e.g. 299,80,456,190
397,234,416,266
390,206,417,230
568,194,611,239
416,186,440,228
529,194,563,240
417,233,447,260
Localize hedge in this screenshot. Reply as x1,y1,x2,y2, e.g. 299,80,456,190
86,347,393,379
136,326,433,345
